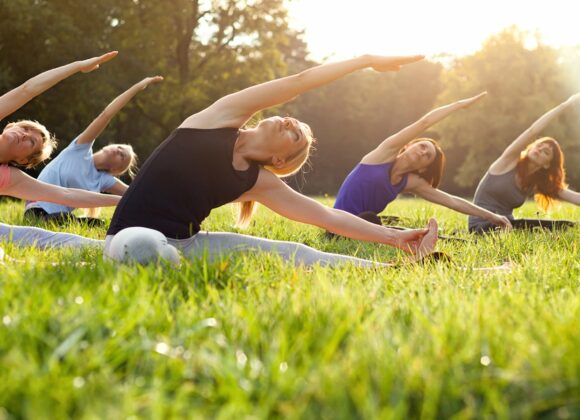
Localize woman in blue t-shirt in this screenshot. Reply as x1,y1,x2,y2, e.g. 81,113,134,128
25,76,162,225
332,92,512,232
0,52,122,254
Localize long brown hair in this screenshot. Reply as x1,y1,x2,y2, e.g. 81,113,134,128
517,137,567,211
398,138,445,187
236,121,315,228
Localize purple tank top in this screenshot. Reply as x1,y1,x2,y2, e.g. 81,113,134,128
334,161,408,215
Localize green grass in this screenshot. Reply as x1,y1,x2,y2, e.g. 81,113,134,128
0,198,579,419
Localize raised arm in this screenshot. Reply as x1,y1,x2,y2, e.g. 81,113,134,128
407,175,512,229
558,188,580,206
3,168,120,208
241,169,431,254
0,52,118,121
362,92,487,164
76,76,163,145
491,92,580,171
182,55,424,129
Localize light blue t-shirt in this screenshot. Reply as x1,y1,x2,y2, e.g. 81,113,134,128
28,139,117,214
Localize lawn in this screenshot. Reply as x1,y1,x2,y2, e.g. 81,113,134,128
0,197,578,419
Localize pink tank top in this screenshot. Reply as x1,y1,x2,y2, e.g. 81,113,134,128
0,164,11,191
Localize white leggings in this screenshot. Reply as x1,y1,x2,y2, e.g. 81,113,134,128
0,223,103,249
105,230,390,268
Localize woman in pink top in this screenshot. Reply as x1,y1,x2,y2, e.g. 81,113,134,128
0,52,122,251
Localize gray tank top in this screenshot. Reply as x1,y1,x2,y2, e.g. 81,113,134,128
468,169,528,230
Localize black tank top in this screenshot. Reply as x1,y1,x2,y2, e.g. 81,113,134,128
107,128,260,239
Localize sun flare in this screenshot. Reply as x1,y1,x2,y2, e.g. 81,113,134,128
287,0,580,60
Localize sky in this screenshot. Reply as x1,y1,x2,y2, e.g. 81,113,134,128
286,0,580,61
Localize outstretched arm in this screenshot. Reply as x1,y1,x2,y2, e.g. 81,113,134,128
0,51,118,121
558,188,580,206
76,76,163,145
103,179,129,195
491,92,580,172
407,175,512,229
182,55,424,129
362,92,487,164
3,168,120,208
241,169,431,254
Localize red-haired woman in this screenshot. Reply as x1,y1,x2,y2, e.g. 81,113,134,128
333,92,512,230
468,94,580,233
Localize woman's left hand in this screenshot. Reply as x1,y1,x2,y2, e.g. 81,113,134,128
369,55,424,72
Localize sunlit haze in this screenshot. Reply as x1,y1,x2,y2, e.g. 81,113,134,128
286,0,580,61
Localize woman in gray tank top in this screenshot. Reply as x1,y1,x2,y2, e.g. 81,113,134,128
469,93,580,233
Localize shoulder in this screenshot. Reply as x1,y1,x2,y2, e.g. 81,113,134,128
488,156,518,175
360,148,398,165
243,168,286,198
0,164,11,190
403,173,430,192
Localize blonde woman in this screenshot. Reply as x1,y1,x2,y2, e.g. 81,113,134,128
105,54,438,266
0,52,121,250
25,76,163,226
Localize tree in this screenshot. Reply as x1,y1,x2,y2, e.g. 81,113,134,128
0,0,310,179
435,27,578,193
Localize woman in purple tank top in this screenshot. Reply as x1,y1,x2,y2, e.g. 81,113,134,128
333,92,512,231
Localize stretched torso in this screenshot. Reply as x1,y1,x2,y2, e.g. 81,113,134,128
468,169,528,229
333,161,408,215
107,128,259,239
27,139,116,214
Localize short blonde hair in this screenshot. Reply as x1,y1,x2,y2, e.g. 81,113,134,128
7,120,57,168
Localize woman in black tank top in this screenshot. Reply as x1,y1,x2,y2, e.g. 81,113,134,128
469,94,580,233
105,55,441,267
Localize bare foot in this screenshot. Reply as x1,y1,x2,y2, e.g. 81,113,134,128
417,218,438,259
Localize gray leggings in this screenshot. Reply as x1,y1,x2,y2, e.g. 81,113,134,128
0,223,103,249
105,230,390,268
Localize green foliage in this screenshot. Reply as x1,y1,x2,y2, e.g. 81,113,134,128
286,60,444,194
2,8,579,195
436,27,580,190
1,199,579,418
0,0,308,178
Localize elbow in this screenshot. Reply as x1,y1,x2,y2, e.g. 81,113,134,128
418,117,432,131
19,81,35,97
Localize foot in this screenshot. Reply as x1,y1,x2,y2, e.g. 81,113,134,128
416,218,438,259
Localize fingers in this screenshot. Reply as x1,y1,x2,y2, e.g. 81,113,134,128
394,54,425,66
96,51,118,65
474,91,488,100
81,51,118,73
140,76,164,90
147,76,164,84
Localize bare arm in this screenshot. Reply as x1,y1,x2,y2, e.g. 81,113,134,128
76,76,163,145
362,92,487,164
104,179,128,195
0,52,118,121
182,55,424,129
490,92,580,173
241,169,429,254
407,175,512,228
3,168,120,208
558,188,580,206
